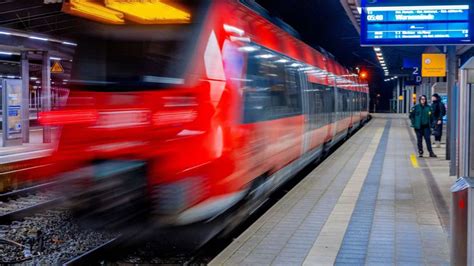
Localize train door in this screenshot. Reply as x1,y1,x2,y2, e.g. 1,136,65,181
332,85,339,139
299,71,312,155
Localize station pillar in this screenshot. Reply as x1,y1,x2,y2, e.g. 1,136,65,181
21,51,29,143
447,46,456,171
42,51,51,143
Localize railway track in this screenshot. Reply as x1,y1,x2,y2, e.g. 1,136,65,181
0,182,65,225
0,210,120,265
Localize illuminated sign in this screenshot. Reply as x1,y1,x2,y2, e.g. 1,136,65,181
422,53,446,77
361,1,473,45
51,61,64,74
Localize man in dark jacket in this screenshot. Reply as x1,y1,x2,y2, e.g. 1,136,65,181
409,95,437,158
431,93,446,148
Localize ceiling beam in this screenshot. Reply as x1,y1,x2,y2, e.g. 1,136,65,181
340,0,360,34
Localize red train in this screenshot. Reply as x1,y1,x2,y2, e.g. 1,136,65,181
39,0,369,242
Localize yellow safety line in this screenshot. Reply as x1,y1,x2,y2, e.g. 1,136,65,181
410,153,419,168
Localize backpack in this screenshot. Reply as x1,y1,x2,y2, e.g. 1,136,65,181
440,102,446,117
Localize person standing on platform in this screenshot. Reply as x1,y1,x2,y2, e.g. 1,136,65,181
431,93,446,148
409,95,437,158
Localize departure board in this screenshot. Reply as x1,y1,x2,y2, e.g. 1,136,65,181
361,1,473,46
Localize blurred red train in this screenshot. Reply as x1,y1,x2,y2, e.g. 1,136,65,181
39,0,369,242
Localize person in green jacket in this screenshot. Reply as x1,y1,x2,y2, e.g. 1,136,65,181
410,95,437,158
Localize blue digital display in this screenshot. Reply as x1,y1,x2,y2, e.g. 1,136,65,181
361,1,473,45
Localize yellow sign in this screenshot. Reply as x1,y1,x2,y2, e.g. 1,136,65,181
422,53,446,77
51,61,64,74
399,95,404,101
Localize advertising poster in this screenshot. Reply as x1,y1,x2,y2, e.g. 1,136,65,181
3,79,22,139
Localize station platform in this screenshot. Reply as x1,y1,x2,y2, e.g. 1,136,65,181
0,127,54,164
210,114,454,265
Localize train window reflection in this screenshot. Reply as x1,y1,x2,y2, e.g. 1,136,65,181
243,45,302,123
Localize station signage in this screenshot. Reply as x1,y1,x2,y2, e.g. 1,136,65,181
361,0,473,46
422,53,446,77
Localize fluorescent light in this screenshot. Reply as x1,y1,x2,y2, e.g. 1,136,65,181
62,41,77,46
50,57,62,61
30,77,38,80
0,31,11,35
29,36,48,41
275,59,289,63
290,63,302,67
0,51,13,55
6,75,15,78
374,47,381,52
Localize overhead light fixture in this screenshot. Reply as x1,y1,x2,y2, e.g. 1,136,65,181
29,36,49,41
374,47,381,52
290,63,302,67
62,41,77,46
0,31,11,35
50,56,62,61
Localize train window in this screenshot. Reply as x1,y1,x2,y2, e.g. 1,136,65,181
243,53,272,123
307,83,324,129
242,46,303,123
284,63,303,116
67,1,210,91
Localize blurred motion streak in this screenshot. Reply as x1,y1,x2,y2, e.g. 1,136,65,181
0,0,370,248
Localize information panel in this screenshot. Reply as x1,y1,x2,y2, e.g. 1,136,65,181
361,0,473,46
2,79,22,144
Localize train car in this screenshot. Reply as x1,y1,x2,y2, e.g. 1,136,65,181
39,0,369,244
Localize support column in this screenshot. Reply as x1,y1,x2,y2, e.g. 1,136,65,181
405,88,409,114
396,78,400,113
446,46,456,175
42,51,51,143
21,51,29,143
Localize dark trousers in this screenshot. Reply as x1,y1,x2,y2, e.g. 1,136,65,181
433,123,443,141
415,125,433,154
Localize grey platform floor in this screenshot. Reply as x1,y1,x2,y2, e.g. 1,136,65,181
210,114,453,265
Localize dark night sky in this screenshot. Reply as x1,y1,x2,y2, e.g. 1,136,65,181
256,0,398,111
